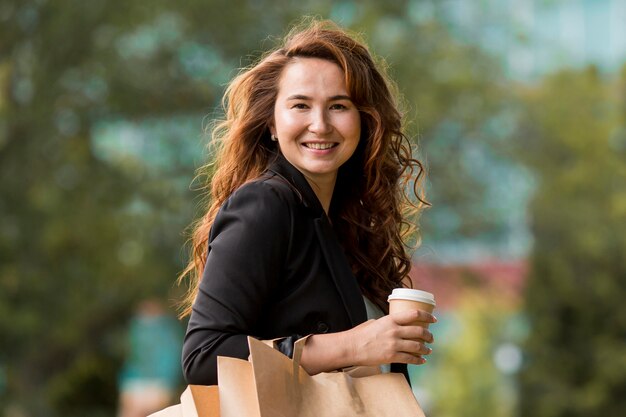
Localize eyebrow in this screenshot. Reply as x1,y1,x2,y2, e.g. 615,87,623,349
286,94,353,101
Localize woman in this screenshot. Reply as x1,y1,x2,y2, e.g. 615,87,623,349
179,19,435,386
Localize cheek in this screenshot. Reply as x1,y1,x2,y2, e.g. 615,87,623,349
274,111,302,134
342,114,361,141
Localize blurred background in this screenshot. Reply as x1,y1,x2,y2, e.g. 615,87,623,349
1,0,624,416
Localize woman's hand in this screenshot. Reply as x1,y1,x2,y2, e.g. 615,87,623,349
299,309,436,375
347,309,436,366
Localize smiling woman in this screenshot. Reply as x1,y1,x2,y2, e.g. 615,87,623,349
177,19,432,386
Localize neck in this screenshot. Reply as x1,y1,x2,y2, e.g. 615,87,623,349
304,174,337,215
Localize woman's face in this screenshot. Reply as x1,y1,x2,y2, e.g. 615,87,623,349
272,57,361,187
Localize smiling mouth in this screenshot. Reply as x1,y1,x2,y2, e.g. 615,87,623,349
303,142,337,150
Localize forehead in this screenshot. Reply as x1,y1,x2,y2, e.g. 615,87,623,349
277,57,347,96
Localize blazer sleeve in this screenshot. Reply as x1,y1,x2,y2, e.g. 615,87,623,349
182,181,291,385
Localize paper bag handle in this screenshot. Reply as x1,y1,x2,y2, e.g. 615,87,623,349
292,336,367,411
292,335,311,367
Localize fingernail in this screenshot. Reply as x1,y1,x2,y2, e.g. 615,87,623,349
433,316,438,322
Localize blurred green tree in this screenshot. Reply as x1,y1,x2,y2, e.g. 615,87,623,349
0,0,222,414
517,66,626,416
412,287,526,417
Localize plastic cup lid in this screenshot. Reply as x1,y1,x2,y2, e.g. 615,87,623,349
387,288,436,305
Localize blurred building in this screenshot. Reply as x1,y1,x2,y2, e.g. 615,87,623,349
410,260,528,311
411,0,626,80
410,0,625,265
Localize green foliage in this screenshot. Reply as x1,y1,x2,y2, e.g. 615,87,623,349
517,67,626,416
0,0,207,414
376,19,517,244
411,288,527,417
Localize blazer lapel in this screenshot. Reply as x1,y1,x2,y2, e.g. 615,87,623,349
267,154,324,214
314,216,368,326
268,155,368,326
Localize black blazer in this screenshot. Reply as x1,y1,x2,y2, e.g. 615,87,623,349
182,155,408,385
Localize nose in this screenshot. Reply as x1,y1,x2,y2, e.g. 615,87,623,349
308,108,332,135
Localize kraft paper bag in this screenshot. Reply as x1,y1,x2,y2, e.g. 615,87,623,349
218,336,425,417
150,336,426,416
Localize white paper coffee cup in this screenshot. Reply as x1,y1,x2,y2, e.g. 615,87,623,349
388,288,436,328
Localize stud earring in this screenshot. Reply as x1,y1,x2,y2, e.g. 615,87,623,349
271,134,278,142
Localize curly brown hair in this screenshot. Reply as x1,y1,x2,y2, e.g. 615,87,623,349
178,19,428,317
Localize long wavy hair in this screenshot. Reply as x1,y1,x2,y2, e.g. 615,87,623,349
178,19,428,317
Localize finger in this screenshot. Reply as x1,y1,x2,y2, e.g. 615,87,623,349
390,309,437,326
397,326,434,344
393,352,427,365
398,340,432,356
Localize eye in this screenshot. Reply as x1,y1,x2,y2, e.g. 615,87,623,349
291,103,309,109
330,103,348,110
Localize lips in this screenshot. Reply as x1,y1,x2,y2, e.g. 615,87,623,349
303,142,337,150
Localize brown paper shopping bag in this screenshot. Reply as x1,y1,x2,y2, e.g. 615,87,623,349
151,335,426,416
217,336,426,417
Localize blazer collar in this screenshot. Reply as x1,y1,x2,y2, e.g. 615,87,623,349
267,153,368,326
267,154,325,218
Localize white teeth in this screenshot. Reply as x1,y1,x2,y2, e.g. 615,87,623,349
305,143,335,150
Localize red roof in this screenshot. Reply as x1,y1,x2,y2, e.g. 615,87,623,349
408,260,529,311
